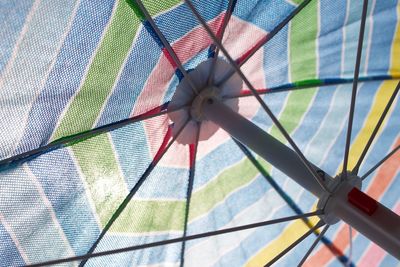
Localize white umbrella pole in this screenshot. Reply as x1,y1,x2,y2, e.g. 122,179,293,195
202,98,400,259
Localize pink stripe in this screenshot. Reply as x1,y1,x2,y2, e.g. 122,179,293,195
358,201,400,267
132,14,268,168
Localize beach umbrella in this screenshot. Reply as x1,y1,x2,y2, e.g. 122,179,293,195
0,0,399,266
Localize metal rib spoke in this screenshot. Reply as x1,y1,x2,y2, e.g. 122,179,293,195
216,0,312,87
79,119,189,267
28,211,323,267
184,0,330,193
298,224,330,266
135,0,199,95
0,104,185,171
180,123,200,267
342,0,369,177
238,0,312,67
346,226,353,267
352,81,400,174
265,220,325,267
361,144,400,180
207,0,237,85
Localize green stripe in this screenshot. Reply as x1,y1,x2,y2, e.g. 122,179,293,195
110,200,185,232
59,0,181,229
54,1,138,139
72,134,127,225
294,78,322,87
54,0,180,139
290,0,318,82
107,158,260,233
270,0,318,141
188,158,259,221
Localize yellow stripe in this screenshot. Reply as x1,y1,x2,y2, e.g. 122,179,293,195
340,80,399,172
390,4,400,76
245,214,320,267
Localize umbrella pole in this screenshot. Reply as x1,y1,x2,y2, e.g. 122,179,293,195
202,97,400,259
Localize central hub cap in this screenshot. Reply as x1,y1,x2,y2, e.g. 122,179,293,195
168,58,243,144
317,172,362,225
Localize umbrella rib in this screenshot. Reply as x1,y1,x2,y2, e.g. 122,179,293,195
238,0,312,67
352,80,400,174
227,76,400,99
0,104,184,171
297,224,330,266
179,123,200,267
184,0,330,194
78,119,190,267
26,211,323,267
342,0,369,178
264,220,326,267
346,225,353,267
233,139,351,265
207,0,237,85
215,0,312,88
361,144,400,180
134,0,200,95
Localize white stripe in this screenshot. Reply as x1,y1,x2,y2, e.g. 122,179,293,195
284,0,298,7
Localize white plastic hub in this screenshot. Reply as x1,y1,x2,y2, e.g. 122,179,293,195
317,172,362,225
168,58,243,144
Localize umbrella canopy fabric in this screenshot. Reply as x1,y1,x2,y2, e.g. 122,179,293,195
0,0,399,266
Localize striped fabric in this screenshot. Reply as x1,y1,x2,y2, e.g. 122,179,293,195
0,0,399,266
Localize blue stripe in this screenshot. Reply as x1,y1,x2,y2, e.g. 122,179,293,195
205,204,294,267
0,1,33,72
233,0,295,34
27,149,100,256
263,25,290,88
319,0,346,78
188,175,280,239
15,0,115,154
0,0,79,160
0,222,25,266
367,0,398,76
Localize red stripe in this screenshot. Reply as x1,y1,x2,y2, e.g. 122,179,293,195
189,143,196,168
162,47,178,69
238,88,270,97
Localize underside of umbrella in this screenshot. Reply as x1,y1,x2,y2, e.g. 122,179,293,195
0,0,399,266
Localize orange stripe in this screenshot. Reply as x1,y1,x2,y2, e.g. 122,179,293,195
304,138,400,267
